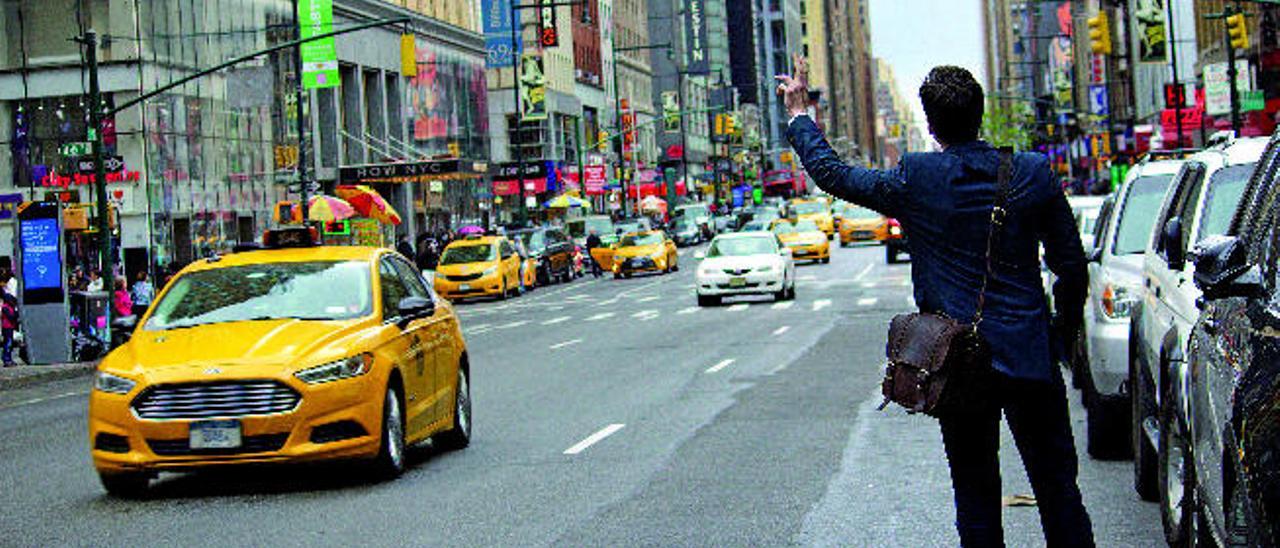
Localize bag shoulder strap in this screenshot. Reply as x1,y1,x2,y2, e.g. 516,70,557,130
973,147,1014,326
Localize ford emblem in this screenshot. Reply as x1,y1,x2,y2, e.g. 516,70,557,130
204,367,222,375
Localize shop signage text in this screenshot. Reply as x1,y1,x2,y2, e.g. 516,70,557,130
41,170,141,188
339,159,477,183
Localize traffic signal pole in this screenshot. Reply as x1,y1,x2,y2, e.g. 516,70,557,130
1227,26,1242,134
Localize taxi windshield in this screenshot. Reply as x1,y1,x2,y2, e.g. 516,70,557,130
791,202,826,215
145,261,372,330
708,237,777,257
842,206,880,220
620,233,663,246
772,222,797,234
795,220,821,232
441,244,496,265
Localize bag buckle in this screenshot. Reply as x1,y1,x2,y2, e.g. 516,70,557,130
990,206,1007,226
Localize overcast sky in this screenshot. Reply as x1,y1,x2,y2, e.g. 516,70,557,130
866,0,986,140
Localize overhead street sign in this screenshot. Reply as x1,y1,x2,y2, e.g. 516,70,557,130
76,155,125,175
60,142,91,157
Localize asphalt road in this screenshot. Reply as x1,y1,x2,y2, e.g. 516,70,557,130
0,241,1162,546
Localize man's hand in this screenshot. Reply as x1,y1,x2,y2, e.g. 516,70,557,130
776,54,810,119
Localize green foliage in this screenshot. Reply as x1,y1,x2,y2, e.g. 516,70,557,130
982,99,1035,151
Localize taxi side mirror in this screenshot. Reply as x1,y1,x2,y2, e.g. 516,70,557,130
781,248,793,257
396,296,435,326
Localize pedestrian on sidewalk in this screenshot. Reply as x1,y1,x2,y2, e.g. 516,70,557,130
2,289,18,367
585,229,603,278
130,271,154,317
86,269,103,292
112,278,133,319
778,60,1093,547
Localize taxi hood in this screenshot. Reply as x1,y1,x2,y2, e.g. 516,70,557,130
114,318,376,374
614,244,663,257
437,262,496,276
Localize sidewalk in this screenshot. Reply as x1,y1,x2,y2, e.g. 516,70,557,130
0,362,98,391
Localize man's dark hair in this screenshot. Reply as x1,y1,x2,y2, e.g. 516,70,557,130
919,66,985,145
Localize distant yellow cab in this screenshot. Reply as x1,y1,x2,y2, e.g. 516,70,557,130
88,228,471,497
611,230,679,278
772,219,831,263
433,235,523,301
837,204,890,246
788,198,835,239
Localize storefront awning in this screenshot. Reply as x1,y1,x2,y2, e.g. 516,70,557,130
339,159,488,185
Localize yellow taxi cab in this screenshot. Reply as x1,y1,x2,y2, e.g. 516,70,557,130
788,198,835,239
89,227,471,497
432,235,523,301
611,230,678,278
837,204,890,247
772,219,831,264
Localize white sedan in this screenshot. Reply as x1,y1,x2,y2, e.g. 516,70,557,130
695,232,796,306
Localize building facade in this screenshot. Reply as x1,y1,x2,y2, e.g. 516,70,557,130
823,0,877,165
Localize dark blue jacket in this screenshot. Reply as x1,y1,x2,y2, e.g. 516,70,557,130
786,115,1087,381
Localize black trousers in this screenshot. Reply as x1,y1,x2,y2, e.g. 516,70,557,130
938,370,1095,548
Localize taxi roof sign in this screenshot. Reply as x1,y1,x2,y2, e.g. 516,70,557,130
263,226,320,249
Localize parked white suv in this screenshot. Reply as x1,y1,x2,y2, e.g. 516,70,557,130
1077,153,1185,459
1128,136,1269,507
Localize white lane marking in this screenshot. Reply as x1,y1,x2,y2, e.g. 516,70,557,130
631,309,659,318
857,298,878,307
565,294,591,301
541,316,572,325
549,338,583,350
771,301,794,310
705,359,736,374
799,274,818,281
563,423,626,455
677,306,700,315
727,303,749,312
547,305,566,312
465,323,490,331
585,312,615,321
0,390,89,411
853,263,874,281
860,282,877,289
497,320,530,329
773,325,791,336
636,296,660,303
813,299,832,312
595,298,620,307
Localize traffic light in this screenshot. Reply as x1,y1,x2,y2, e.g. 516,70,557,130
598,130,609,152
1087,12,1112,55
1227,13,1249,51
714,114,726,136
725,115,736,136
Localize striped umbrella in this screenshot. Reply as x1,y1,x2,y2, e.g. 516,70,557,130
335,184,402,225
307,195,356,222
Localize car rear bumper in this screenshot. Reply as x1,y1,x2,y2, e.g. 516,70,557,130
696,272,786,296
788,244,830,261
89,373,385,474
1086,317,1130,396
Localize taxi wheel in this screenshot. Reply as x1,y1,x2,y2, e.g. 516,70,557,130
371,386,406,479
697,294,720,307
498,279,509,301
436,367,472,451
613,272,622,279
99,471,150,498
821,257,830,264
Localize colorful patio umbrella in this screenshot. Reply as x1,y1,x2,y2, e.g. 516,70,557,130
543,194,592,209
306,195,356,222
335,184,402,225
639,195,667,214
457,225,484,236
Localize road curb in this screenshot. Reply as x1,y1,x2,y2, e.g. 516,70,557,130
0,362,98,391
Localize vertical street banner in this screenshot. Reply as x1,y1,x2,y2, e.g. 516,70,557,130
662,91,681,131
520,53,548,122
539,0,559,47
1204,62,1252,116
482,0,522,68
1134,0,1167,63
684,0,708,74
297,0,339,88
1049,37,1074,114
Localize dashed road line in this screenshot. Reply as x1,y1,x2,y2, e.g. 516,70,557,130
541,316,571,325
771,301,794,310
497,320,530,329
857,298,878,307
636,296,660,303
813,299,832,312
563,424,626,455
585,312,615,321
772,325,791,336
705,359,736,374
0,390,89,411
727,303,749,312
677,306,700,315
465,323,490,331
549,338,582,350
853,263,875,281
631,309,659,318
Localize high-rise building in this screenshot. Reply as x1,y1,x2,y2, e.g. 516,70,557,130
801,0,831,133
613,0,658,173
824,0,878,164
759,0,804,169
649,0,713,198
874,59,915,167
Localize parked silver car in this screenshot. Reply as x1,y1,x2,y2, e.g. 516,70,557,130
1076,154,1185,459
1127,136,1269,539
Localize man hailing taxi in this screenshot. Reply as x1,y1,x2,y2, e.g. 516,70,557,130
777,59,1094,546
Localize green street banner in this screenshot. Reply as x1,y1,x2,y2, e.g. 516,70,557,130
298,0,339,88
519,53,547,121
661,91,680,131
1134,0,1166,63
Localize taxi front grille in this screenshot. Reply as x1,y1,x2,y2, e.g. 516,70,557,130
131,381,300,420
722,268,752,275
147,433,290,456
446,272,484,282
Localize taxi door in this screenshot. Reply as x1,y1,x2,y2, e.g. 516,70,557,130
664,234,678,269
380,257,436,437
500,240,521,290
389,258,454,430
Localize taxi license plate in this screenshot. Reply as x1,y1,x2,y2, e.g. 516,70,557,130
190,419,242,449
459,283,472,291
793,249,809,256
729,277,747,288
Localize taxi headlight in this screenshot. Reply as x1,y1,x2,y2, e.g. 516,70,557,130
296,354,373,384
481,266,498,276
757,265,774,273
699,267,717,276
94,371,136,394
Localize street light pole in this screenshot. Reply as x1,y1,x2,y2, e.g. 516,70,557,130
292,0,311,221
83,30,115,335
613,42,670,219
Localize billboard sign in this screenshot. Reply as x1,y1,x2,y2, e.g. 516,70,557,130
298,0,339,88
1134,0,1167,63
482,0,523,68
684,0,709,74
